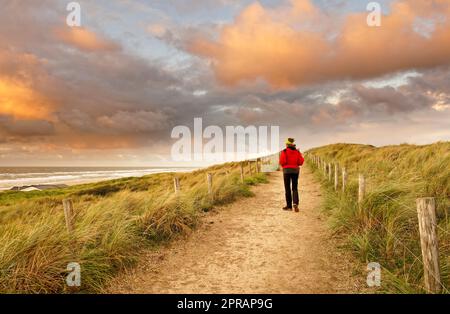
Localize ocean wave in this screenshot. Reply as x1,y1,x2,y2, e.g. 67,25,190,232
0,167,197,190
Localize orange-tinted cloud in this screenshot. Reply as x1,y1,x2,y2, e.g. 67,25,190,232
0,78,54,120
55,27,120,52
0,51,56,121
189,0,450,89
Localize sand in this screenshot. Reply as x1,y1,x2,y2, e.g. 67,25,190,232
107,166,365,294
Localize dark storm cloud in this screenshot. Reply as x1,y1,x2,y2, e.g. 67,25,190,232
0,115,55,136
407,67,450,93
213,69,448,134
353,85,413,113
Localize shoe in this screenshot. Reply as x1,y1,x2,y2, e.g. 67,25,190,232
294,205,299,212
282,206,292,211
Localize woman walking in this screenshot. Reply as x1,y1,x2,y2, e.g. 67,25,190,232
279,138,304,212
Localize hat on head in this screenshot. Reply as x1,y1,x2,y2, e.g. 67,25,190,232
286,138,295,145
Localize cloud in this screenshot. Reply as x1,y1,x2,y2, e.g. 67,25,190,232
54,27,121,52
0,78,54,120
0,1,184,151
0,115,55,136
0,0,448,165
97,110,169,134
188,0,450,89
150,0,245,14
219,65,450,131
353,85,415,114
147,24,168,38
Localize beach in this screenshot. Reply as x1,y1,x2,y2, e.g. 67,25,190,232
0,167,198,191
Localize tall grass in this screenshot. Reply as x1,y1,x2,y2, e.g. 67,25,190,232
307,142,450,293
0,162,268,293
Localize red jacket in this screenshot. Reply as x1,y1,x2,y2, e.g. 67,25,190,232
279,147,304,169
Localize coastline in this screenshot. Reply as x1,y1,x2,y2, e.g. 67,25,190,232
0,167,200,191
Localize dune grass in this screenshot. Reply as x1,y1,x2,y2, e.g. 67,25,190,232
0,162,268,293
306,142,450,293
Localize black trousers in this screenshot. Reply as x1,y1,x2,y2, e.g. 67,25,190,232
283,172,299,208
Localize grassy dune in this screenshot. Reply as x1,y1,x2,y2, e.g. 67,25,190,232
307,142,450,293
0,162,267,293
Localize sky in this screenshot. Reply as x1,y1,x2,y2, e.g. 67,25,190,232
0,0,449,166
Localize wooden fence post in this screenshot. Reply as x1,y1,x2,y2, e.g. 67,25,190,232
62,199,74,233
173,177,181,195
249,161,253,175
358,174,366,205
328,163,332,181
334,164,338,191
416,197,442,293
342,167,347,192
240,163,245,184
207,173,213,200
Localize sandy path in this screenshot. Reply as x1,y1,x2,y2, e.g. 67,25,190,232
107,166,363,294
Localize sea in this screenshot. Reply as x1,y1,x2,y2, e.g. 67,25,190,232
0,167,198,191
